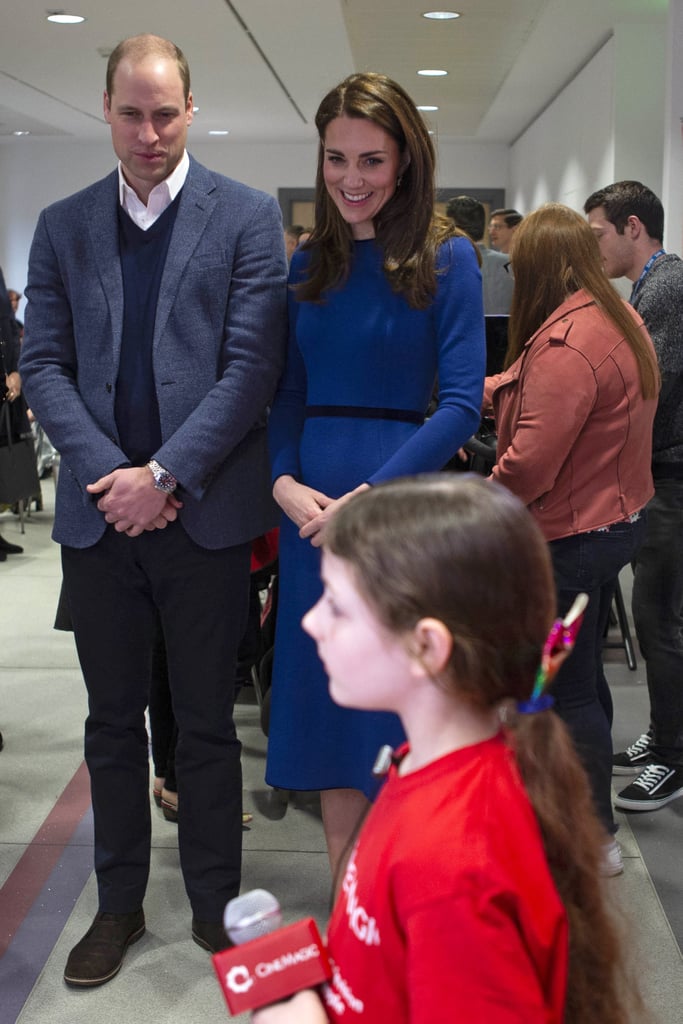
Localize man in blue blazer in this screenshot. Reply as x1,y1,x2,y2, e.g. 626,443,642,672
20,34,287,987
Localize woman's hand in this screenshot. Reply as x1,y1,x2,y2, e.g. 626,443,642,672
299,483,370,548
273,475,334,531
5,371,21,402
252,989,328,1024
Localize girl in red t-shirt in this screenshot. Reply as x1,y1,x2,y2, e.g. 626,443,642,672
254,474,637,1024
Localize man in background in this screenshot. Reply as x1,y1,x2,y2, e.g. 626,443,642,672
446,195,514,315
20,33,286,986
489,207,523,254
585,180,683,813
284,223,305,261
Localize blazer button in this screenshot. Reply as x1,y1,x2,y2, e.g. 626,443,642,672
106,383,112,393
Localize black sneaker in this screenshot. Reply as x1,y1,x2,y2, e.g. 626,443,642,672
612,730,653,775
615,763,683,811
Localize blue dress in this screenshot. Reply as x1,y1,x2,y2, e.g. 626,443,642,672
266,237,485,796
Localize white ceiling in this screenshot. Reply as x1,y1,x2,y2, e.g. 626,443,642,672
0,0,668,147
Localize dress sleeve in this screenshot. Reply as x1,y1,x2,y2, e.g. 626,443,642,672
268,252,308,483
404,892,565,1024
368,236,485,484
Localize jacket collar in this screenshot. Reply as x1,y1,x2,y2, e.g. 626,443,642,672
524,288,595,351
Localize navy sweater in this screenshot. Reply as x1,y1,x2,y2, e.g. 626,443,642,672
115,196,181,465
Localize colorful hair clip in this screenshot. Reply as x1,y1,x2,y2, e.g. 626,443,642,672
517,693,555,715
520,593,589,714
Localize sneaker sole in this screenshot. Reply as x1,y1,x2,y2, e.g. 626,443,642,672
612,763,649,776
615,785,683,811
602,859,624,877
63,925,145,987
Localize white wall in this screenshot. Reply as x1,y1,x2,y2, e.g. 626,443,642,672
508,18,669,222
436,139,509,191
508,38,616,215
662,0,683,254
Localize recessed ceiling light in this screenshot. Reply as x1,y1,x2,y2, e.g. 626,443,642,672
417,105,439,112
209,130,229,136
46,12,86,24
422,11,460,19
13,130,30,136
418,69,448,77
193,106,200,113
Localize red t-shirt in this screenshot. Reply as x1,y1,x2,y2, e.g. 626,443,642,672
322,735,567,1023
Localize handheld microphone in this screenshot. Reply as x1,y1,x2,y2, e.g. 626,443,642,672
212,889,332,1015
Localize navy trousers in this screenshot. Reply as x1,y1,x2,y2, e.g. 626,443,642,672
62,521,251,920
549,514,647,833
632,479,683,767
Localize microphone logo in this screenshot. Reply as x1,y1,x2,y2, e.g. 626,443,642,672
213,890,332,1014
225,965,253,994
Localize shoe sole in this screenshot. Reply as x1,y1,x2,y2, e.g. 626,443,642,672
161,798,178,823
602,859,624,877
612,762,652,776
191,928,222,954
63,925,145,987
615,785,683,811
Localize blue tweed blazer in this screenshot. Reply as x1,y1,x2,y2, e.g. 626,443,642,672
20,156,287,549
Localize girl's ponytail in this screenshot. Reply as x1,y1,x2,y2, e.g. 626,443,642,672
509,710,642,1024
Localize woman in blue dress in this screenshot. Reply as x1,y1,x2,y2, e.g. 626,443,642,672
267,72,486,877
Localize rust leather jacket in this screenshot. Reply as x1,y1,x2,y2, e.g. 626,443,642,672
483,289,657,542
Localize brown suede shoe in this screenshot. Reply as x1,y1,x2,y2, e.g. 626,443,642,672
191,917,231,954
64,909,145,987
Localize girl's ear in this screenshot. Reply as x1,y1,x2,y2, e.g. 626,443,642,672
408,617,452,677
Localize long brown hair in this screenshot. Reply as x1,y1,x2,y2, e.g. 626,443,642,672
296,72,463,309
506,203,659,399
325,475,640,1024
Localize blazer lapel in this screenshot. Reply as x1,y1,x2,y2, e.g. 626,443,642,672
86,173,125,366
153,163,217,349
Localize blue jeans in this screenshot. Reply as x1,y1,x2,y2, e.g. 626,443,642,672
549,514,648,833
632,479,683,767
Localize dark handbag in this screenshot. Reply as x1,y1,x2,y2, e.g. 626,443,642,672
0,402,41,505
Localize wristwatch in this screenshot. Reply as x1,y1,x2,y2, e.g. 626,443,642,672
147,459,177,494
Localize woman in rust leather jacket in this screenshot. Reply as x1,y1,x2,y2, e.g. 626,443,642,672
484,204,659,866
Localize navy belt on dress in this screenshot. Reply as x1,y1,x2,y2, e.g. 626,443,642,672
304,404,424,425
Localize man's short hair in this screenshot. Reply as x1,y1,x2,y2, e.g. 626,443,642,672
445,196,485,242
106,34,191,102
285,224,306,240
489,208,523,228
583,181,664,242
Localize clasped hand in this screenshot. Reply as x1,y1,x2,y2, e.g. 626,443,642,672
87,466,183,537
273,476,369,547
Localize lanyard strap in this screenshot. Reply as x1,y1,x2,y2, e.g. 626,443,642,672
629,249,665,304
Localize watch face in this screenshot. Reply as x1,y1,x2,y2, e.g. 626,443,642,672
149,460,176,492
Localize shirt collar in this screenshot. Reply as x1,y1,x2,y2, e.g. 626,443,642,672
117,150,190,212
